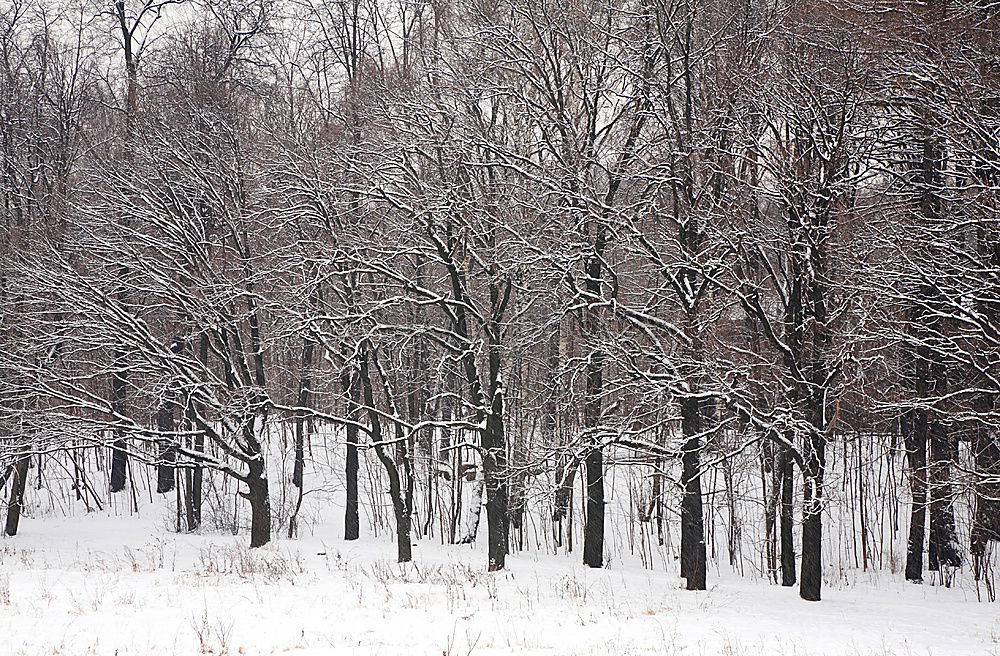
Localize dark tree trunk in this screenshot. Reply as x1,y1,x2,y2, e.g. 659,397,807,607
109,353,127,494
485,472,509,570
583,448,604,568
799,427,825,601
903,408,927,582
761,439,778,582
109,1,136,497
342,366,360,541
246,459,271,548
482,353,510,571
358,344,412,562
394,498,412,563
680,396,706,590
4,457,30,536
156,404,176,494
188,333,209,529
293,327,316,491
381,429,412,563
778,440,796,587
927,420,961,571
288,332,315,538
382,440,413,563
799,247,831,602
191,434,203,529
581,325,604,569
184,420,204,531
345,421,360,541
581,224,605,569
109,439,127,493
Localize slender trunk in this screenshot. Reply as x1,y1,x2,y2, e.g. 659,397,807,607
583,448,604,568
109,366,128,493
582,332,604,568
187,333,209,529
156,404,175,494
483,408,509,570
191,433,203,528
292,341,313,489
903,408,927,582
762,439,778,582
779,440,796,587
582,225,605,569
109,0,136,497
288,334,315,538
4,457,30,536
358,344,412,562
345,420,360,541
184,416,204,531
799,428,824,601
341,362,360,540
680,395,706,590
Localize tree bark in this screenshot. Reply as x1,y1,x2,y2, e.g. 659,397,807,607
344,422,360,540
778,440,796,587
902,408,927,582
344,367,360,541
799,428,825,601
4,457,30,536
246,458,271,548
680,395,706,590
358,344,412,562
927,419,961,571
582,220,606,569
483,405,509,570
155,404,176,494
109,366,128,494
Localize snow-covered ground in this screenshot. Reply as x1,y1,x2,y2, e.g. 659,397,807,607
1,507,997,656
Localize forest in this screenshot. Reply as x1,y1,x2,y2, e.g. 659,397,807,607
1,0,1000,651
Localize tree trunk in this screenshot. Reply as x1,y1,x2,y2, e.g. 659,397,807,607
292,355,311,490
778,439,796,587
903,408,927,582
582,336,604,569
482,392,509,570
345,421,360,541
927,420,961,571
186,333,209,529
288,334,315,538
246,460,271,548
191,435,203,528
4,457,30,536
343,366,360,541
394,497,413,563
800,426,825,601
156,404,176,494
109,361,127,494
680,395,706,590
583,448,604,568
582,225,605,569
484,463,508,571
358,344,412,562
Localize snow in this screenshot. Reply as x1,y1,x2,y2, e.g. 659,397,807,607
1,508,996,656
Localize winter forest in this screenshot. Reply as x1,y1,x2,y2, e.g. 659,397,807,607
1,0,1000,653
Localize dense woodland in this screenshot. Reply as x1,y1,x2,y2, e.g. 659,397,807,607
2,0,1000,605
